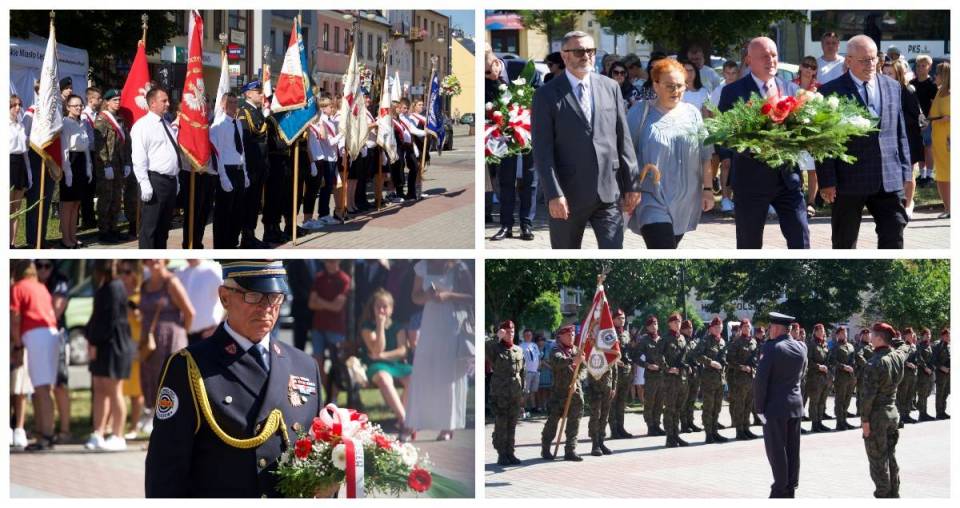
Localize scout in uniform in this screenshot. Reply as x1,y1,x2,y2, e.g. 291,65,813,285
680,319,703,433
861,323,907,498
92,89,131,243
658,313,689,447
931,328,950,419
726,320,759,440
855,329,875,417
541,325,584,462
486,320,524,466
145,261,321,497
895,327,919,426
237,81,269,248
914,327,935,421
805,323,832,432
636,316,665,436
827,325,858,430
697,316,728,443
608,308,634,439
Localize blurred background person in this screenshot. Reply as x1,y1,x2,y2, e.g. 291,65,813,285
309,259,351,404
286,259,320,351
10,94,32,247
118,260,148,438
175,260,224,345
359,289,413,436
887,59,925,218
139,260,194,413
910,55,937,186
680,59,710,113
36,259,72,443
608,61,640,109
929,62,950,218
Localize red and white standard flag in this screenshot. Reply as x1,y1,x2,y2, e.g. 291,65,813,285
272,19,307,113
213,49,230,118
376,63,399,163
29,18,64,178
177,10,211,169
119,37,152,127
580,284,621,379
339,43,369,161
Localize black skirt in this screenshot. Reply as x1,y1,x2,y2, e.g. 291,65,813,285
59,151,90,202
88,333,135,379
10,153,30,190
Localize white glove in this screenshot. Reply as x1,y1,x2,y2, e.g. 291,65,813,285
86,163,93,183
123,165,132,178
220,176,234,193
244,173,250,189
176,176,180,195
104,166,115,181
757,414,767,425
140,182,154,202
64,168,74,188
310,163,317,177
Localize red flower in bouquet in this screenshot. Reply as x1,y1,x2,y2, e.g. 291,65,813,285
407,467,432,493
373,433,394,450
311,418,334,442
765,95,800,124
294,437,313,460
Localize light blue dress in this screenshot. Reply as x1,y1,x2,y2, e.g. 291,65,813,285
627,101,713,236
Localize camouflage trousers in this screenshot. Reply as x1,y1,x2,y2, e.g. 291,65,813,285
95,166,125,234
683,374,700,427
542,393,583,453
916,373,935,415
643,371,663,430
608,366,632,434
895,371,917,416
806,373,830,423
935,371,950,415
661,374,687,439
834,372,856,425
864,413,900,498
728,374,753,428
586,377,613,439
490,392,523,455
700,376,724,433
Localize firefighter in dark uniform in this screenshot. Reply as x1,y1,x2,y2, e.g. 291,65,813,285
261,117,299,244
145,261,321,497
237,81,269,248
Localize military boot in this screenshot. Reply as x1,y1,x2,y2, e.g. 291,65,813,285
541,443,555,460
817,422,833,432
590,437,603,456
689,422,702,432
563,450,583,462
744,427,760,439
497,454,511,466
810,421,823,433
507,453,522,465
712,431,729,443
619,426,634,438
918,412,935,422
936,412,950,420
902,414,917,424
599,437,613,455
676,436,690,446
680,424,692,434
665,436,678,448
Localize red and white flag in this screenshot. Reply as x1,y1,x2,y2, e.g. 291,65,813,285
272,20,307,113
213,49,230,119
376,63,399,163
29,18,63,178
339,43,369,161
177,10,211,169
120,37,152,127
580,284,621,379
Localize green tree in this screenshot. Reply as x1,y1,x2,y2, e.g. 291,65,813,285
485,259,579,330
11,10,181,86
591,10,807,57
517,10,584,47
870,260,950,330
520,291,563,336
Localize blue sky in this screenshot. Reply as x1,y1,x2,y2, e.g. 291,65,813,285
439,10,475,37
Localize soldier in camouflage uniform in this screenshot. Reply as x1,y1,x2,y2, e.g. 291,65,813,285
486,321,524,466
828,325,858,430
636,316,665,436
914,327,935,421
806,324,832,432
680,319,703,433
585,335,617,456
696,316,729,443
659,313,689,447
751,325,767,427
609,309,635,439
541,325,585,462
861,323,907,498
92,89,131,243
895,328,919,426
855,329,875,417
726,320,759,440
932,329,950,419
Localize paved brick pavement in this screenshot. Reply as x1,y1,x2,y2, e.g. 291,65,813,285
486,205,950,249
484,395,950,498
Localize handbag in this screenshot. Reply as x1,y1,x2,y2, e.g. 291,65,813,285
140,302,162,362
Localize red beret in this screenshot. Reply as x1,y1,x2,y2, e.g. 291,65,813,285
500,320,515,330
872,322,896,337
646,316,658,326
740,318,751,326
940,328,950,336
681,320,693,330
814,323,825,330
558,324,575,335
668,312,682,323
709,316,722,327
614,308,626,318
902,327,914,336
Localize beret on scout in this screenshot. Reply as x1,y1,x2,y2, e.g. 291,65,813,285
646,315,658,326
872,322,896,340
558,324,576,335
667,312,682,323
709,316,722,327
499,320,515,330
103,89,120,101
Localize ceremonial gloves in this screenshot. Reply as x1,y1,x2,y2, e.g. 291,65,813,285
124,165,132,178
105,166,115,181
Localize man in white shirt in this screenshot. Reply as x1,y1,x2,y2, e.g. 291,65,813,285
686,43,722,92
520,329,541,416
817,31,846,84
209,92,250,248
176,260,224,345
131,87,181,249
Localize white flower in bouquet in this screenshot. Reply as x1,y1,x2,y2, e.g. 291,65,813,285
399,442,418,467
499,83,508,91
512,77,527,86
331,443,348,470
842,115,872,129
826,96,840,110
516,89,525,97
500,91,513,104
485,102,494,111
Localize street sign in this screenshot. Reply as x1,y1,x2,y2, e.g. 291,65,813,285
230,29,246,45
227,44,244,61
228,64,241,78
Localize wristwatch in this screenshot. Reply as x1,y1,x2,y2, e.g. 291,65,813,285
703,186,713,191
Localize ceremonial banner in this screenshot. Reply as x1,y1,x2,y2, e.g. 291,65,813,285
339,43,369,161
213,47,230,118
272,15,316,144
426,71,446,153
376,63,399,163
29,18,63,177
272,18,308,113
177,10,211,169
120,38,152,127
390,71,402,102
580,284,621,379
261,62,273,116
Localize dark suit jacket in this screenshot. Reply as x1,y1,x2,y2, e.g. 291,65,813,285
754,334,808,418
718,74,802,192
145,324,322,497
815,72,912,195
532,72,640,207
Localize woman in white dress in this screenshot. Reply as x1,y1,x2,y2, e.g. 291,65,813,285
404,260,474,441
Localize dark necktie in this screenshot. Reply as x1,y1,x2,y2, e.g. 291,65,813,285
248,344,268,372
233,119,244,155
160,118,182,170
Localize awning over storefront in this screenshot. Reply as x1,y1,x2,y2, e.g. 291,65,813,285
485,12,524,31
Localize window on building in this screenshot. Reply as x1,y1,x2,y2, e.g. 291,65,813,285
430,21,434,39
489,30,520,54
214,10,223,39
334,26,340,53
358,30,364,57
377,36,383,56
344,30,350,54
229,10,241,30
323,24,329,51
174,11,187,35
367,34,374,60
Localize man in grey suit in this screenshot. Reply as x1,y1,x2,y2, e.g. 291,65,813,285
532,31,641,249
754,312,808,498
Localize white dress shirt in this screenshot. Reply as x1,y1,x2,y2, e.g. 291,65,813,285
175,262,224,334
566,69,594,111
60,116,92,186
223,319,271,372
751,73,780,98
817,55,845,84
399,112,426,137
131,111,182,195
308,113,342,162
10,118,29,154
82,106,98,142
209,113,249,189
521,341,541,372
698,65,723,92
850,74,881,117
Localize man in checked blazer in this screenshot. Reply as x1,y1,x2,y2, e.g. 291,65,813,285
816,35,913,249
532,31,641,249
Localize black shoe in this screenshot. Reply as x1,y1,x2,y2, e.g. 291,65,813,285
508,454,522,465
902,415,917,424
918,412,935,422
936,413,950,420
818,422,833,432
563,451,583,462
666,437,678,448
608,429,623,440
802,415,811,422
712,432,728,443
753,416,763,426
898,420,905,429
824,413,835,420
744,428,760,439
620,428,634,438
491,226,513,241
801,427,810,435
716,422,726,429
735,429,747,440
240,231,267,249
541,444,554,460
497,454,511,466
599,439,613,455
590,438,603,456
676,436,689,447
520,224,534,241
262,227,284,244
705,433,716,444
24,436,54,452
689,423,702,432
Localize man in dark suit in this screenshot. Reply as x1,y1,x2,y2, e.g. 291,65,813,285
754,312,808,498
718,37,809,249
815,35,912,249
145,261,322,497
532,31,641,249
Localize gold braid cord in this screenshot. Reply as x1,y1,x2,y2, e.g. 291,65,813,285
180,350,290,449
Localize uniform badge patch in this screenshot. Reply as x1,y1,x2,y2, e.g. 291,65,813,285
156,387,179,420
225,343,237,355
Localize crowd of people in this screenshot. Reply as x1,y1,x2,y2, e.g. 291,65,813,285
10,259,474,452
487,29,950,249
10,77,441,249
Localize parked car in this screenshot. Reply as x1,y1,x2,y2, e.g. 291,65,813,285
459,113,475,126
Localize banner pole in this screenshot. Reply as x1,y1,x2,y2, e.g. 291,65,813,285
292,136,300,246
188,166,196,249
35,159,46,249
